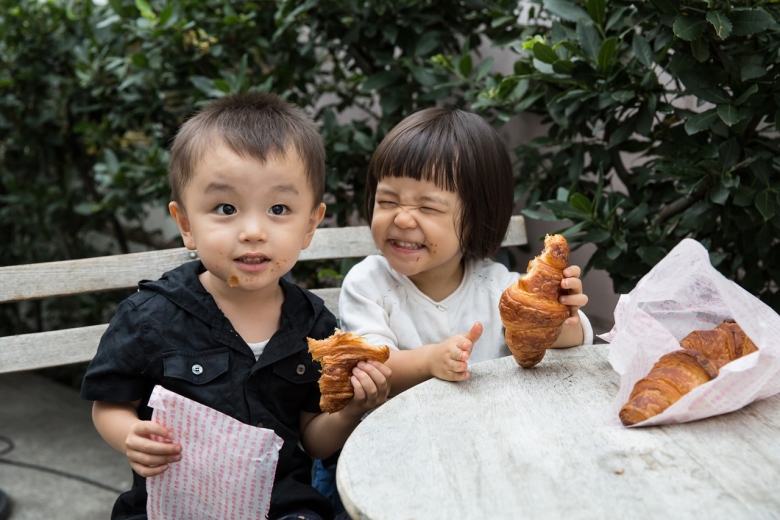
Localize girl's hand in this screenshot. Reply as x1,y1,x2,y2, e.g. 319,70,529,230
342,359,393,418
428,322,483,382
124,420,182,477
559,265,589,327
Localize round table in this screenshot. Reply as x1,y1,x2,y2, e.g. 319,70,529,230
336,345,780,519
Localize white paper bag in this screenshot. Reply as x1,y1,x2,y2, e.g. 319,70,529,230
600,239,780,426
146,385,283,519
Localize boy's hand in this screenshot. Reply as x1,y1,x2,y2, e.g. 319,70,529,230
559,265,589,328
125,420,182,477
341,359,393,418
428,322,483,382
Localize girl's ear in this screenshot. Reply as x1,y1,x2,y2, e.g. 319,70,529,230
169,201,196,250
301,203,327,250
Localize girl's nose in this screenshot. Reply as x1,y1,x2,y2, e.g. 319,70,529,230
393,207,418,229
239,216,267,242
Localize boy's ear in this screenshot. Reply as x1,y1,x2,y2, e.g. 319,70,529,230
301,203,326,250
169,201,196,250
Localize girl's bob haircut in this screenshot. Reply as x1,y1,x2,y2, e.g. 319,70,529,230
365,107,515,260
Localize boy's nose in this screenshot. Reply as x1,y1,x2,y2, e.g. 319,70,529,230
239,216,268,242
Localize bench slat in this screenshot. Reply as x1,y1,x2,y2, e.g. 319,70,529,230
0,217,525,374
0,217,525,302
0,288,341,374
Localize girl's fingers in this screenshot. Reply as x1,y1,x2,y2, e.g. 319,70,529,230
127,436,182,456
563,266,581,278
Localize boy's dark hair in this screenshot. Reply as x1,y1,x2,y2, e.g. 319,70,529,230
365,107,515,260
169,92,325,206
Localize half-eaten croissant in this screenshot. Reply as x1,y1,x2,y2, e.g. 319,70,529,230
499,234,570,368
307,329,390,413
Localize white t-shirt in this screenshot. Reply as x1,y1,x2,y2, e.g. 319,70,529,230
339,255,593,364
246,339,270,361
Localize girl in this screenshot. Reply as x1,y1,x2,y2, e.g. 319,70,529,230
313,108,592,513
341,107,592,392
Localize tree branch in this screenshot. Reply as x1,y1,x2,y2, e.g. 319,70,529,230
657,186,708,224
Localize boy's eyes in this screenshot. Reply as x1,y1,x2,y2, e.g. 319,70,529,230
269,204,289,215
215,204,237,216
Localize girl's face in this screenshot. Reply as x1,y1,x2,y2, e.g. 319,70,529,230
371,176,464,288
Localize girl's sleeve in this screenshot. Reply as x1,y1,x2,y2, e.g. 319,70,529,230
578,310,594,346
338,261,399,350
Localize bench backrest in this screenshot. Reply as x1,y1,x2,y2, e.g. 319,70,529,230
0,216,526,374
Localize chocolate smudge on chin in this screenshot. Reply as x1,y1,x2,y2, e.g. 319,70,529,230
227,275,239,288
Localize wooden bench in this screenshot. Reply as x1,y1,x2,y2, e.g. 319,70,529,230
0,216,526,374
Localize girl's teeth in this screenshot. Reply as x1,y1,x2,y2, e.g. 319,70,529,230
394,240,422,249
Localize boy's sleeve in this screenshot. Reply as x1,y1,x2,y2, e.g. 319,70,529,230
301,309,338,414
338,263,399,350
80,299,153,403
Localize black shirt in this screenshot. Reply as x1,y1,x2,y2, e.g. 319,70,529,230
81,261,336,519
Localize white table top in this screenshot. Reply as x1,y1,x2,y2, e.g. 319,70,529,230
336,344,780,520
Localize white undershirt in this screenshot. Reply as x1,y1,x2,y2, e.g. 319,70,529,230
246,339,270,360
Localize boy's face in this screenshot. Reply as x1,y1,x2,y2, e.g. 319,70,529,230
169,141,325,295
371,176,464,283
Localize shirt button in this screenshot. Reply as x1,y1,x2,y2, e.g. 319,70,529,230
256,422,264,428
191,364,203,375
436,305,446,311
296,364,306,375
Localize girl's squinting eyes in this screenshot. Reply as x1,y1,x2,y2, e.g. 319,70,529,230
270,204,289,215
215,203,237,216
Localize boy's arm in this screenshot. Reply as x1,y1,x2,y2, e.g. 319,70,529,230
92,400,182,477
299,360,391,460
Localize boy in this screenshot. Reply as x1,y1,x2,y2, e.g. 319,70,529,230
80,93,390,520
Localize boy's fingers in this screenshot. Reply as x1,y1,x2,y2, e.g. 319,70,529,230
563,265,581,278
127,436,182,456
133,421,174,440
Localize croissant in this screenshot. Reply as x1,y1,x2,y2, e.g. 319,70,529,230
307,329,390,413
499,234,570,368
680,320,758,361
619,320,759,426
619,350,722,426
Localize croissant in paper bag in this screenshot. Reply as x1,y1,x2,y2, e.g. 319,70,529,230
619,321,759,426
307,329,390,413
499,234,570,368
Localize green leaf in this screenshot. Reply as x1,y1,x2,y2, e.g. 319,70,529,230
691,38,709,62
362,70,404,91
553,60,575,74
597,37,618,72
741,64,766,81
673,16,707,41
474,57,494,81
632,35,654,68
775,110,780,132
706,11,732,39
717,104,740,126
521,208,562,221
718,139,741,171
755,191,776,221
637,246,667,267
623,202,648,228
611,90,634,103
685,108,718,135
533,43,559,64
543,0,590,22
587,0,606,25
414,32,440,56
458,54,473,78
411,66,439,87
710,184,730,205
735,85,759,106
577,22,602,62
731,8,777,36
134,0,155,20
569,193,592,215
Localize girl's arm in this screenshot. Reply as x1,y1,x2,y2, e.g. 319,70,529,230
299,360,391,459
384,322,483,395
551,265,590,347
92,400,182,477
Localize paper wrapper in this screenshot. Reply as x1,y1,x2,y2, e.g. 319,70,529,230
146,385,283,519
599,239,780,427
